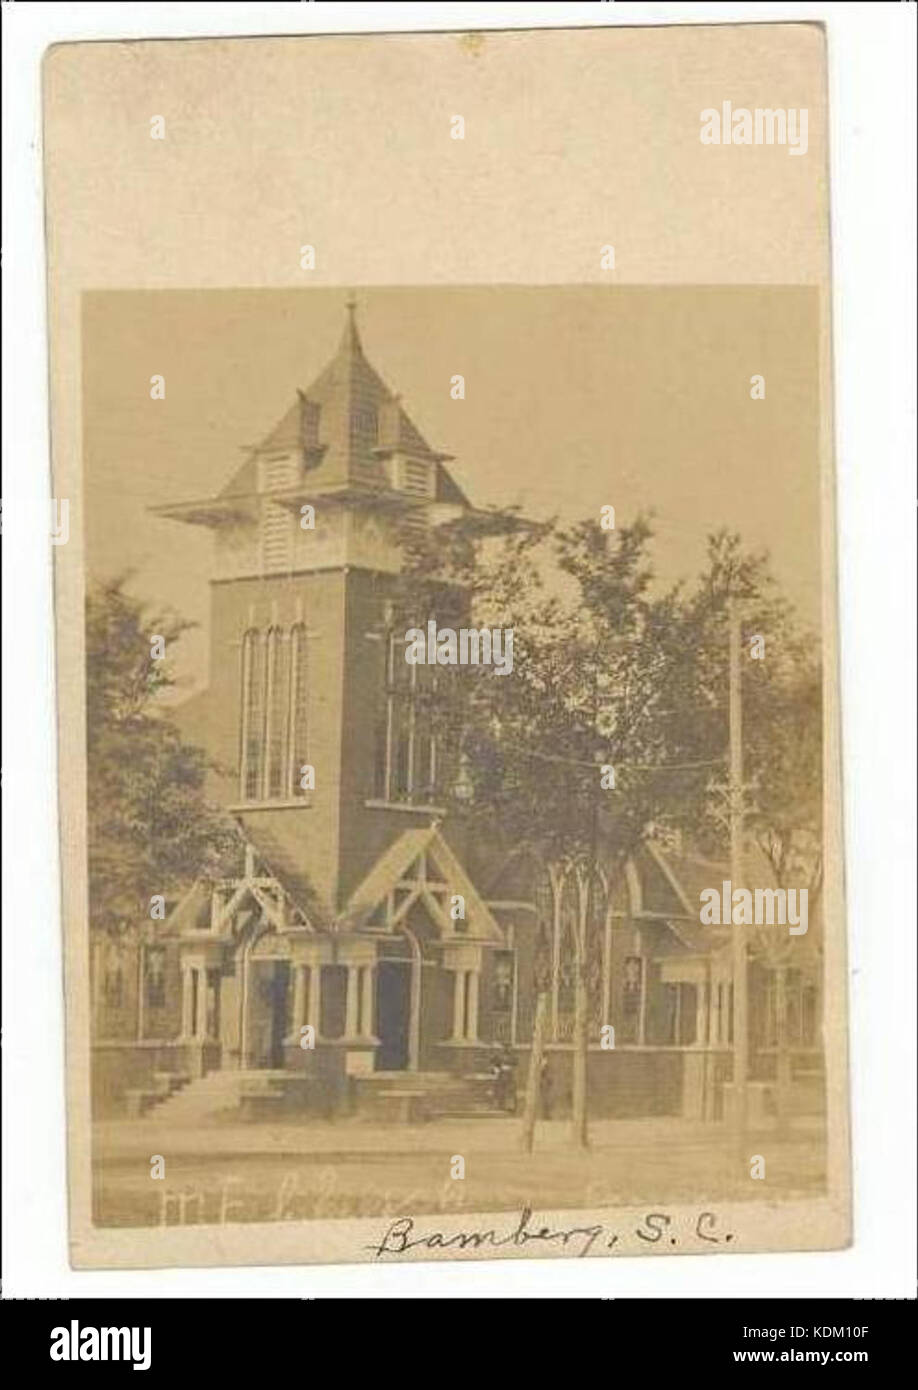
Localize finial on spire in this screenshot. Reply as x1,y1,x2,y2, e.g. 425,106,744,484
341,294,362,354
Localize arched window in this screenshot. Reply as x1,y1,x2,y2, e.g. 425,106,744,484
265,627,289,800
373,622,439,805
551,860,608,1042
240,622,310,803
145,947,167,1009
240,629,266,801
289,623,309,796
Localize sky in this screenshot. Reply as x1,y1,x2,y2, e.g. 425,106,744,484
83,286,821,693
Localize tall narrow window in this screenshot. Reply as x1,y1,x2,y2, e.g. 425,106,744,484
265,627,289,800
145,947,166,1009
620,955,643,1044
412,664,438,803
373,625,439,804
391,630,413,800
373,667,389,800
289,623,309,797
103,964,124,1008
241,629,266,801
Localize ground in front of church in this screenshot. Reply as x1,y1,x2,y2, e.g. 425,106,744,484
91,1116,827,1228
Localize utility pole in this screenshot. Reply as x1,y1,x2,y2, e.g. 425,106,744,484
728,597,749,1162
570,777,600,1151
570,654,605,1151
520,925,552,1153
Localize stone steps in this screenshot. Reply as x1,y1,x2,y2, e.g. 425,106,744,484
152,1069,283,1123
137,1065,510,1124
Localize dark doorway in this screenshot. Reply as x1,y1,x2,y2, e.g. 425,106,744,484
256,961,290,1068
376,960,411,1070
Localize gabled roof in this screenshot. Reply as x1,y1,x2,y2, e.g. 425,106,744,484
230,812,334,928
344,826,505,943
161,835,324,940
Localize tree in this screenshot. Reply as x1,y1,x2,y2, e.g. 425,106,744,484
393,514,822,1150
86,574,241,952
430,514,719,1147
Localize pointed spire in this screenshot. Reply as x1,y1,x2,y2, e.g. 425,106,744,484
340,294,362,357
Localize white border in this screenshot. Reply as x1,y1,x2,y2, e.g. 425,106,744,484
3,1,915,1299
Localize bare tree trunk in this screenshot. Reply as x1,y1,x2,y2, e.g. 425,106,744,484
570,962,590,1149
520,989,550,1152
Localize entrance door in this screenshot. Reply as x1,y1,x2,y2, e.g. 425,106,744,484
254,961,290,1068
375,960,411,1070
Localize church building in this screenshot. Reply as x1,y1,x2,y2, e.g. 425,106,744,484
91,305,824,1126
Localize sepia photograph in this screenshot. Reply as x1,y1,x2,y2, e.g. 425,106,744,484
3,0,914,1354
82,285,837,1256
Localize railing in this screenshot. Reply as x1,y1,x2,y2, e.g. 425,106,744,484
554,1007,605,1043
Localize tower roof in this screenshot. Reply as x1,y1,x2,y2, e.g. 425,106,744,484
218,301,467,506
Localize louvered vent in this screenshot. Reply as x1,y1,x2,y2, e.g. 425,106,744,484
261,454,297,491
262,501,292,572
402,459,434,497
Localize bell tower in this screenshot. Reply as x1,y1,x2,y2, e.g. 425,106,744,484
154,302,473,918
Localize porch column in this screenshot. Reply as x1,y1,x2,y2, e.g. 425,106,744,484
452,969,466,1040
714,982,723,1043
345,965,360,1038
291,964,307,1033
636,942,648,1045
240,944,253,1069
408,951,421,1070
181,964,194,1037
194,967,206,1039
695,981,708,1047
360,965,375,1038
466,970,480,1043
307,964,322,1037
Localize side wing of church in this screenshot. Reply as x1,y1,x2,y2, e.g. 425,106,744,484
91,307,824,1128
